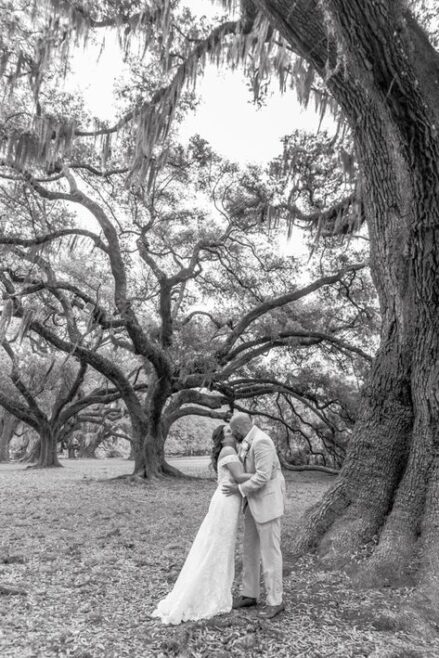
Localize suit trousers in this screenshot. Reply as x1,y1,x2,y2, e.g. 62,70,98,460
241,507,283,606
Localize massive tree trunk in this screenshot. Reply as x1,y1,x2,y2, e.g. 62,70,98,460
254,0,439,609
32,424,62,468
20,435,39,463
0,431,9,461
131,415,180,478
129,389,183,479
0,412,19,462
127,372,184,479
77,442,96,458
77,432,104,458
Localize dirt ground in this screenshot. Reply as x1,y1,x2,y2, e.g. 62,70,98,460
0,458,437,657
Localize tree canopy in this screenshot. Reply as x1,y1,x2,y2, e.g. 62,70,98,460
3,0,439,629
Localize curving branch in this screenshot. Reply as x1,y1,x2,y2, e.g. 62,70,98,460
70,21,245,142
0,273,145,421
229,377,340,431
70,163,130,178
0,228,108,254
217,261,367,359
25,167,172,379
225,329,373,365
136,233,224,347
166,406,230,427
52,362,87,424
164,387,229,428
1,341,47,424
275,192,364,236
0,386,39,431
2,272,127,331
48,2,170,35
181,310,226,329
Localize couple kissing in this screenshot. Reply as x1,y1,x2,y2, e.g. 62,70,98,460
152,412,286,625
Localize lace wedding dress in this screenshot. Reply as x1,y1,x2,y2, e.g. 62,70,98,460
152,454,241,625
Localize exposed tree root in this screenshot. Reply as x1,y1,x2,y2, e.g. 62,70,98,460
317,508,384,566
25,462,63,469
352,536,417,589
289,479,350,557
161,461,191,478
0,583,27,596
352,558,414,590
0,555,26,565
108,461,204,483
108,473,150,484
400,601,439,636
372,600,439,640
20,454,37,464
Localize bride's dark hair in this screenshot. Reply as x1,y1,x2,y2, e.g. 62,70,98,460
211,425,225,472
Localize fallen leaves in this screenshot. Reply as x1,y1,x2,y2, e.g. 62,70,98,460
0,555,27,565
0,583,27,596
0,458,438,657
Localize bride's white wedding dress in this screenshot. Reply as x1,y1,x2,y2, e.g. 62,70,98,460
152,454,241,625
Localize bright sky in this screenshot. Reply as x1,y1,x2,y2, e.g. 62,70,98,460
70,1,335,167
178,66,331,164
68,0,337,258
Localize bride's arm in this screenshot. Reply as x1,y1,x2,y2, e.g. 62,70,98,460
230,469,252,483
219,448,251,482
227,461,252,482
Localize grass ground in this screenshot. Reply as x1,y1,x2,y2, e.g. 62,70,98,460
0,458,438,657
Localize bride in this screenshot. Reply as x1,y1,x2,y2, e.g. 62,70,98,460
152,424,250,625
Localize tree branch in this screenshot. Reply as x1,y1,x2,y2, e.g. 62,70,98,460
3,273,127,331
167,406,230,426
25,168,172,379
52,362,87,424
276,192,364,236
1,276,145,422
0,229,108,254
218,262,367,358
1,342,46,425
225,329,373,364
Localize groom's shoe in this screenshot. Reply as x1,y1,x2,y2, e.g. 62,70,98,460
258,602,285,619
232,595,258,609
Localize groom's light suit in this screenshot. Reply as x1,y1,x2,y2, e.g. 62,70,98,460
238,425,286,607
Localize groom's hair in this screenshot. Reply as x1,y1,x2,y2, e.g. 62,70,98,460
230,412,252,437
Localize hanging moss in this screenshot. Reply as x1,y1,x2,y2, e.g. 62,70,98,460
3,115,77,171
2,1,342,185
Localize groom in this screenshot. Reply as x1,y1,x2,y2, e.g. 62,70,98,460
222,412,286,619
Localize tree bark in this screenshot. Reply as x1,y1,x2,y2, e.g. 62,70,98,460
130,407,183,479
131,415,170,478
31,424,62,468
21,435,39,463
77,432,104,458
127,441,136,461
253,0,439,605
0,432,8,461
0,412,19,462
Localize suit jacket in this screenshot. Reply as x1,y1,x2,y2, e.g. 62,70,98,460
238,426,286,524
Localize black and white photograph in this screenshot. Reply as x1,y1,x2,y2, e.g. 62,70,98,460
1,0,439,656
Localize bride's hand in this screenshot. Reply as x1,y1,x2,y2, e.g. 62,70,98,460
222,483,239,496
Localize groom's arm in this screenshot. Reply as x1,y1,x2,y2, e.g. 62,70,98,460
225,461,252,483
238,438,272,496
